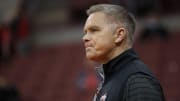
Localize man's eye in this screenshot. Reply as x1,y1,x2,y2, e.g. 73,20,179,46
90,28,99,32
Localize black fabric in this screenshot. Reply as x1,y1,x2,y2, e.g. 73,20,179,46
94,48,165,101
125,73,165,101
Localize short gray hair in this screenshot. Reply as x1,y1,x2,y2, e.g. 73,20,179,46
86,4,136,44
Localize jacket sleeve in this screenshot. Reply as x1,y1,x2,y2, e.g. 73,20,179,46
124,73,164,101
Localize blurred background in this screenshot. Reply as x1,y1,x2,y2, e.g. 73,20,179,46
0,0,179,101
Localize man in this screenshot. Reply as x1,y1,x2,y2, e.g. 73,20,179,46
82,4,165,101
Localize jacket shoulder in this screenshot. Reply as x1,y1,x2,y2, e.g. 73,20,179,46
124,73,164,101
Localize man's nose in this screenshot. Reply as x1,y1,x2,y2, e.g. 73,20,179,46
82,33,90,42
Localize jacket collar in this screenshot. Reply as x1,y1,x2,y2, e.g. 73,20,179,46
102,48,138,81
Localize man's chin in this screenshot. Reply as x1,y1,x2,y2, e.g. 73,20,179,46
86,54,96,61
86,54,100,62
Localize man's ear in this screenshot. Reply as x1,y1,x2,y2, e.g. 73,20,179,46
114,28,126,43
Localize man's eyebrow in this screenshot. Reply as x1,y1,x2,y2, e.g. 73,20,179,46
84,26,101,33
90,26,101,29
87,26,101,31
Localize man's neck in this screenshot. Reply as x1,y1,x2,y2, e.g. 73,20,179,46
102,45,132,64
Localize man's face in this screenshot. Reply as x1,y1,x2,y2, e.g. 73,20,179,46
83,12,117,63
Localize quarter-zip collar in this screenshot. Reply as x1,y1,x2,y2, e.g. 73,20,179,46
102,48,139,82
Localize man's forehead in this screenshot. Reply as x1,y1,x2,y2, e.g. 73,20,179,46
86,12,119,26
87,12,107,22
84,21,101,29
84,12,109,28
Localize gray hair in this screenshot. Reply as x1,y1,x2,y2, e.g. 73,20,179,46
86,4,136,44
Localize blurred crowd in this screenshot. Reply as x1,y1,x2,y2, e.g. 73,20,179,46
0,1,30,101
0,0,174,64
0,1,30,64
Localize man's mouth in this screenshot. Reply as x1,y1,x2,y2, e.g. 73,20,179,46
85,43,93,48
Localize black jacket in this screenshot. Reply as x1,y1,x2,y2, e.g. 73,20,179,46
94,49,165,101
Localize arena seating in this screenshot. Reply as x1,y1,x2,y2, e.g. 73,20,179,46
0,32,180,101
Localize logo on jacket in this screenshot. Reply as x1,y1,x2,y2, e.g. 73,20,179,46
100,93,107,101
